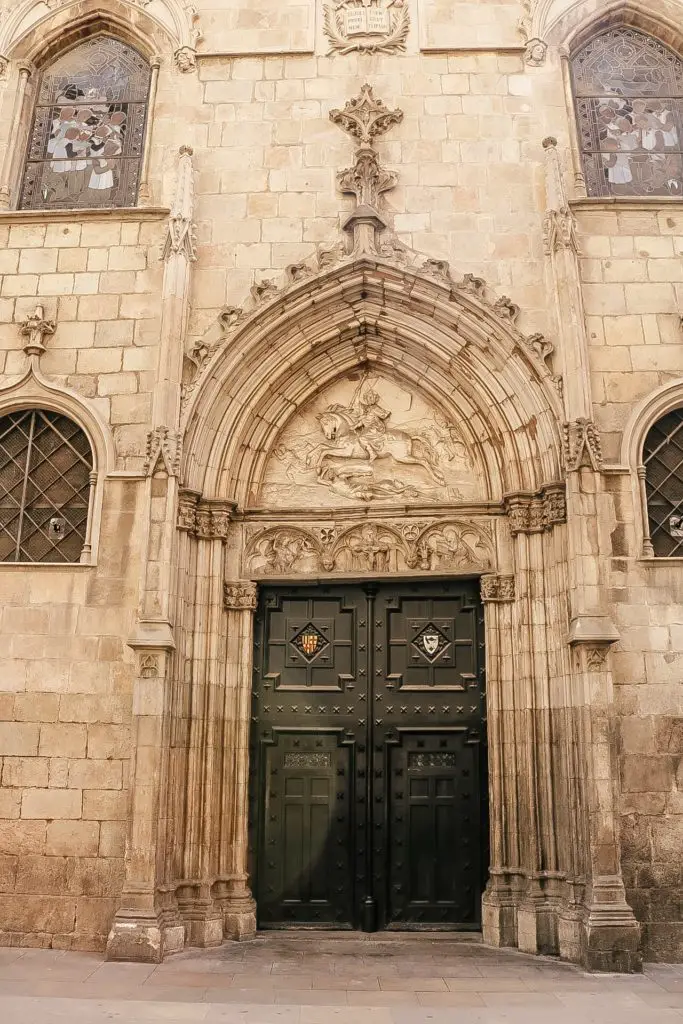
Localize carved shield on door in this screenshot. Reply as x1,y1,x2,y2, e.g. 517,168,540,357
422,631,440,656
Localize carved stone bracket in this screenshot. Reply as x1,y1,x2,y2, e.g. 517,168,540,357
174,46,196,72
20,304,56,363
563,419,603,472
525,38,547,66
324,0,409,57
480,574,515,603
145,426,182,477
224,581,258,611
177,491,235,541
504,483,567,535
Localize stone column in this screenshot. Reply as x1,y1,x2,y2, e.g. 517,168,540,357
544,138,640,972
218,581,258,940
106,148,197,962
481,571,519,948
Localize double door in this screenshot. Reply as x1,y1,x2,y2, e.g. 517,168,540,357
249,581,487,930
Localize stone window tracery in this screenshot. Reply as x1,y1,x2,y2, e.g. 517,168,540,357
571,28,683,198
19,37,151,211
643,408,683,557
0,409,94,563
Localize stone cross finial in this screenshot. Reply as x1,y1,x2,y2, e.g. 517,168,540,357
20,305,56,364
330,85,403,255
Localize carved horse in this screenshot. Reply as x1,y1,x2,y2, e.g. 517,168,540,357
307,410,446,486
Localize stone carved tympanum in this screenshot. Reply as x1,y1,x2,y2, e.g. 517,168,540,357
260,373,476,507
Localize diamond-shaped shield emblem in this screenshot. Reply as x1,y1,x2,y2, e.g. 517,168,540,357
412,623,450,662
291,622,329,662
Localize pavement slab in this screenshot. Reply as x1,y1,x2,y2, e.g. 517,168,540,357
0,933,680,1023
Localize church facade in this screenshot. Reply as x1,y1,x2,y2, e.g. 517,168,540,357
0,0,681,972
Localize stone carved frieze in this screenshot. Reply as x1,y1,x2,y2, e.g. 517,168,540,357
480,574,515,602
224,581,258,611
145,426,182,477
504,483,566,535
563,419,603,472
324,0,409,57
244,518,493,577
260,372,477,507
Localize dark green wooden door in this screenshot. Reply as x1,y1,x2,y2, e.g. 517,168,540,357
249,581,486,930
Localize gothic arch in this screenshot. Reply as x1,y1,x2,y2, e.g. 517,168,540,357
0,0,189,63
543,0,683,54
182,258,564,507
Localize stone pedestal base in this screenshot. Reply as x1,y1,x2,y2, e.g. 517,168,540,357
482,889,516,948
581,910,642,973
222,876,257,941
106,911,185,963
186,915,224,949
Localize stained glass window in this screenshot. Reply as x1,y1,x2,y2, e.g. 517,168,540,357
572,28,683,198
0,410,93,563
19,37,150,211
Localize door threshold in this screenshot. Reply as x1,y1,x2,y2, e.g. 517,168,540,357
257,930,483,943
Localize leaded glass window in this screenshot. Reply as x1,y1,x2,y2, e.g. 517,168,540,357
644,408,683,557
572,28,683,198
0,410,93,563
19,37,150,211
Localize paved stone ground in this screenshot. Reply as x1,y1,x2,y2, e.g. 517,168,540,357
0,934,681,1023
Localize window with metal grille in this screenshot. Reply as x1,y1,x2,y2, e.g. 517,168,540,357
644,408,683,557
0,410,93,563
571,28,683,198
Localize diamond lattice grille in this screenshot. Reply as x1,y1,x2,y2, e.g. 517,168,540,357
644,408,683,556
0,410,93,563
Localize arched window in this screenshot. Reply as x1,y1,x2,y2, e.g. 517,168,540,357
643,408,683,556
19,37,151,211
0,409,94,563
571,28,683,198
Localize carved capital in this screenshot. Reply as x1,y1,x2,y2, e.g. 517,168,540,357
480,574,515,603
224,581,258,611
330,84,403,146
194,500,234,541
177,488,200,532
505,484,567,534
563,418,603,472
145,426,182,477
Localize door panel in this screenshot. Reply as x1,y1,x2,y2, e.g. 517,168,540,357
250,581,486,931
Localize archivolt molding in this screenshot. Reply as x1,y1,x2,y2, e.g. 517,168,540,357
182,249,561,424
539,0,683,53
181,256,564,507
242,517,494,578
0,0,196,64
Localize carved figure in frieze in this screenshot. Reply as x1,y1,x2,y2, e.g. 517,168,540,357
247,528,319,575
409,523,491,572
261,373,478,507
332,523,404,572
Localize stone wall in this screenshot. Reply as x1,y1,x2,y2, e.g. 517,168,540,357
0,212,165,947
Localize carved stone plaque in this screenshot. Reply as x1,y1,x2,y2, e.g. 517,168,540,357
259,373,478,508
